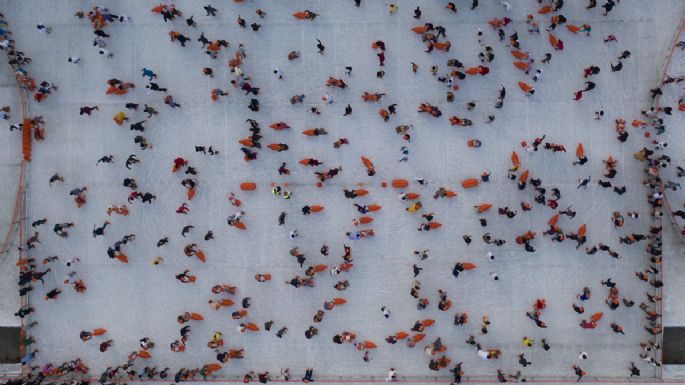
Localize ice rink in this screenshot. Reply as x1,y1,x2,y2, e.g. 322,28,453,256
1,0,682,381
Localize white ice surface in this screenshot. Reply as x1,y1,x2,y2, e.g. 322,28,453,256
0,54,23,327
1,0,684,381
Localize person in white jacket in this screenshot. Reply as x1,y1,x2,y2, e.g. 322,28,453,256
386,368,397,382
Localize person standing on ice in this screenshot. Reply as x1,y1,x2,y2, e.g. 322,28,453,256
36,23,51,34
141,68,156,80
573,365,586,382
577,176,591,189
386,368,397,382
92,221,110,237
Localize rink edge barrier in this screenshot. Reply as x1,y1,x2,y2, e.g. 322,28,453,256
654,17,685,241
0,22,33,377
648,12,685,381
0,376,678,383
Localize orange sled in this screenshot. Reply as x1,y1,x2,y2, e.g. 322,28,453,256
367,204,382,212
361,92,381,102
511,50,529,60
548,214,559,226
462,262,476,270
187,187,196,201
240,182,256,191
392,179,409,188
302,129,325,136
137,351,151,359
422,319,435,327
513,61,530,71
220,299,235,307
353,216,374,225
355,189,369,196
270,122,290,130
576,143,584,157
433,41,451,51
231,221,246,230
577,224,587,237
310,205,324,213
412,25,429,34
195,250,206,263
267,143,288,151
395,331,409,340
538,5,552,14
476,203,492,214
566,24,580,34
590,312,603,322
292,11,317,20
191,312,204,320
361,156,375,174
511,151,520,169
548,33,559,48
519,81,533,93
238,138,255,147
115,254,128,263
92,328,107,336
461,178,478,188
245,322,259,331
412,333,426,342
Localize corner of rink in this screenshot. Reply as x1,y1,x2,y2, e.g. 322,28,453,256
661,220,685,379
0,252,20,327
663,222,685,328
663,366,685,381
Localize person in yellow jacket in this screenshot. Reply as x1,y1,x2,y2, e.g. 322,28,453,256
407,201,422,213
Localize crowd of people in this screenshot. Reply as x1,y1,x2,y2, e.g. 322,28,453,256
2,0,677,383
